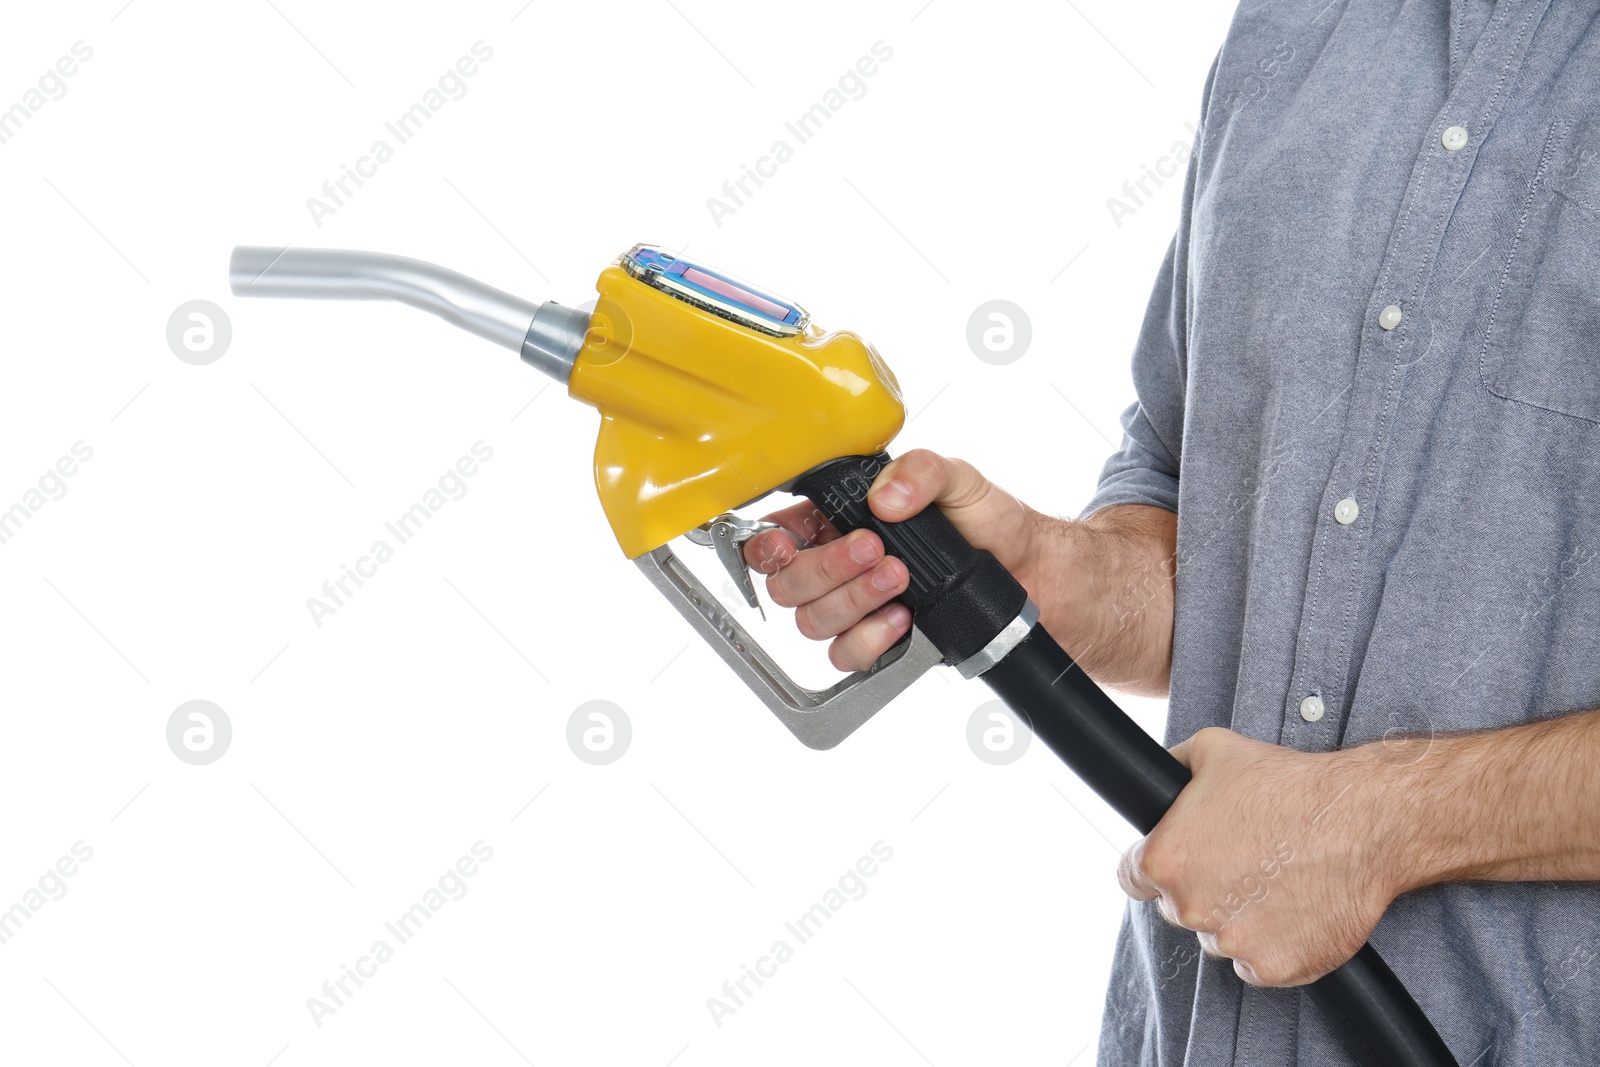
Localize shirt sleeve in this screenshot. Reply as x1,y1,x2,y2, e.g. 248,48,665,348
1079,58,1217,521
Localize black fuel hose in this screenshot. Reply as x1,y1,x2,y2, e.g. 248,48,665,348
794,454,1458,1067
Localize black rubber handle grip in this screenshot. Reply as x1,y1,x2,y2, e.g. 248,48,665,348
797,453,1459,1067
792,454,1027,665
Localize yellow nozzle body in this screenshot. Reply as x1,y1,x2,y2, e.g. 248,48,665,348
568,264,906,559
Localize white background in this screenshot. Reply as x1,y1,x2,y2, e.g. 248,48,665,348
0,1,1234,1064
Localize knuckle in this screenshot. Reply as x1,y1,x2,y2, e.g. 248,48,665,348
793,606,823,641
1244,957,1292,987
1117,844,1140,884
1190,727,1239,760
765,572,797,609
944,457,990,505
1211,927,1243,960
845,573,884,616
1138,837,1174,887
1173,897,1213,933
883,449,937,491
828,633,872,673
745,533,787,575
815,540,857,586
792,507,832,547
911,450,950,486
1139,858,1166,889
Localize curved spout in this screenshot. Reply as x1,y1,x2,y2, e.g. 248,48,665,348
229,246,588,381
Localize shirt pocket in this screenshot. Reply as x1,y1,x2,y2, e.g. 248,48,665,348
1480,116,1600,425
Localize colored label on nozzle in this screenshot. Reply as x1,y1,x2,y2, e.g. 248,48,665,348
621,244,806,334
680,266,789,320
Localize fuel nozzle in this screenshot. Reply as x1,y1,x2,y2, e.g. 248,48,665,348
228,246,589,382
224,240,929,748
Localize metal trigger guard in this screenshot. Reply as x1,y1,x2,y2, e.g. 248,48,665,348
635,543,942,749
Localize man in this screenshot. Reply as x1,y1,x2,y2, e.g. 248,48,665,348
744,1,1600,1063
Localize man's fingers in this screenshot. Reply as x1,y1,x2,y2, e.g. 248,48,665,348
763,529,884,609
743,527,797,575
827,604,913,672
794,557,909,641
744,500,842,575
763,499,840,549
1200,932,1272,987
869,449,992,521
1118,841,1161,902
1120,839,1191,931
1169,727,1244,771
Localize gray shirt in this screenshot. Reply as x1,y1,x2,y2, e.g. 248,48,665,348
1083,1,1600,1063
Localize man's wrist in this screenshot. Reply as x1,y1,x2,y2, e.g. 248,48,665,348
1018,505,1177,697
1009,508,1081,635
1016,513,1113,656
1342,731,1495,899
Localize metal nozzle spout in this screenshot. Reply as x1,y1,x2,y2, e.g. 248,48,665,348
228,246,588,382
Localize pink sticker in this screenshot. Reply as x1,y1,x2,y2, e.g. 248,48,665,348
682,266,788,319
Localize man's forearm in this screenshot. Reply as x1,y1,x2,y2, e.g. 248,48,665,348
1363,707,1600,892
1019,503,1177,698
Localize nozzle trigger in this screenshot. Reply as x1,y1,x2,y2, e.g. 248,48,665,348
685,513,779,620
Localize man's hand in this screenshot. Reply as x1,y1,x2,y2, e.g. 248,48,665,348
1118,727,1400,988
742,449,1180,696
1119,704,1600,989
740,450,1040,673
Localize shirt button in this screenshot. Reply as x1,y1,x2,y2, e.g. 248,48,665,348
1378,304,1403,330
1334,497,1359,524
1299,695,1326,723
1442,125,1469,151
